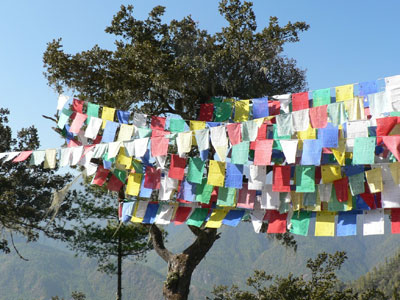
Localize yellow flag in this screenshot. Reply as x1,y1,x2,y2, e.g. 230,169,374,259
190,121,206,145
331,139,346,166
116,147,132,169
205,209,229,228
234,100,250,122
126,173,142,196
335,84,354,102
365,168,383,193
117,124,134,141
130,202,144,223
207,160,226,187
102,107,116,129
291,191,303,211
389,162,400,185
321,165,342,183
315,212,336,236
297,124,316,140
345,189,353,211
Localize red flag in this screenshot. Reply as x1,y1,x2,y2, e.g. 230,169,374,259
376,116,398,144
199,103,214,121
173,207,192,225
150,116,166,131
382,136,400,161
226,123,242,145
168,154,186,180
391,208,400,234
272,165,291,192
93,165,110,186
69,112,88,134
237,183,256,209
309,105,328,129
292,92,309,111
265,210,287,233
268,100,280,116
151,136,169,157
254,139,273,165
333,177,348,202
72,98,84,113
144,166,161,189
107,175,124,192
12,151,33,163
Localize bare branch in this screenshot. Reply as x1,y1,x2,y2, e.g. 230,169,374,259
10,232,28,261
149,224,172,262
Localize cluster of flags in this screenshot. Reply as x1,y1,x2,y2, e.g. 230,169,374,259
2,75,400,236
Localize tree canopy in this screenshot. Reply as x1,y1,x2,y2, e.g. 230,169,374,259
0,108,74,255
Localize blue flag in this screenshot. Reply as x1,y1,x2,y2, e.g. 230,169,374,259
318,123,338,148
142,203,160,224
252,97,269,119
225,163,244,189
222,210,245,227
101,121,120,143
301,139,322,165
117,110,130,124
337,211,358,236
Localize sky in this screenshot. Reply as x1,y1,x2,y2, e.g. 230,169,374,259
1,0,400,149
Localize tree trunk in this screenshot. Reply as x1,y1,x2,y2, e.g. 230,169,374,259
117,233,122,300
149,224,220,300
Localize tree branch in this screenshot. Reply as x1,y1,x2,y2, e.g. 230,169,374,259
9,232,28,261
149,224,172,262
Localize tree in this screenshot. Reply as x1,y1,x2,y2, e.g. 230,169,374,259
66,183,153,300
0,108,74,257
43,1,309,299
209,251,387,300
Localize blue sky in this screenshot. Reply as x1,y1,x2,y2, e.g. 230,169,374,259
1,0,400,149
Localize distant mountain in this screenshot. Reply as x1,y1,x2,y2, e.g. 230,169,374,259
1,217,400,300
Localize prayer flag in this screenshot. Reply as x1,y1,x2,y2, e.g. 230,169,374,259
254,139,273,165
12,151,33,163
315,212,336,236
273,165,291,192
117,110,130,124
132,113,147,128
276,113,293,137
126,173,142,196
237,183,256,209
234,100,250,122
359,80,378,96
252,97,269,119
292,92,309,111
290,211,311,236
194,128,209,151
337,211,357,236
333,177,349,202
176,132,192,156
217,187,236,207
279,140,298,164
383,136,400,162
206,209,229,228
101,107,116,129
107,175,124,192
321,165,342,183
242,120,260,142
349,173,365,196
144,166,161,190
117,124,134,142
292,109,310,132
195,178,214,204
335,84,354,102
214,102,232,122
186,208,209,227
101,121,119,143
151,136,169,157
318,123,338,148
174,207,193,225
169,154,187,180
363,209,384,235
69,112,87,134
177,179,196,202
301,139,322,165
365,167,383,193
86,103,99,123
57,94,69,110
265,210,287,233
187,157,205,184
142,203,159,224
225,163,243,189
353,137,376,165
248,165,266,190
313,88,331,107
309,105,328,128
327,102,347,126
231,141,249,165
199,103,214,121
151,116,166,131
169,119,186,132
222,210,245,227
207,160,225,187
44,149,57,169
226,123,242,145
261,185,280,209
85,117,102,139
295,165,315,193
72,98,84,113
391,208,400,234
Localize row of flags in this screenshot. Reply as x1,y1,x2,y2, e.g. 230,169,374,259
2,75,400,235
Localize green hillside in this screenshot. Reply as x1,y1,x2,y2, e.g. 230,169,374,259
1,218,400,300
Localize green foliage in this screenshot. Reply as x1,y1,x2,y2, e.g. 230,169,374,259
51,291,86,300
353,250,400,299
43,0,308,120
0,108,74,254
209,251,387,300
